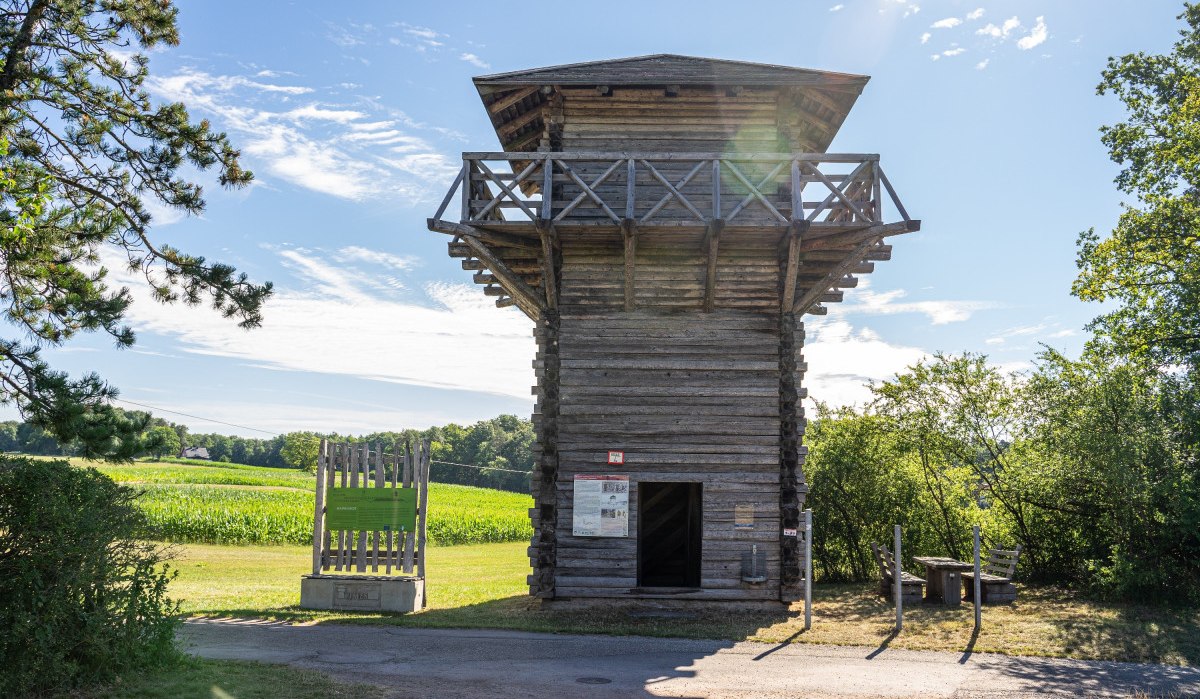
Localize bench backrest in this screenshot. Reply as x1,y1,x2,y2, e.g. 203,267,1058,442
984,545,1022,579
870,542,898,579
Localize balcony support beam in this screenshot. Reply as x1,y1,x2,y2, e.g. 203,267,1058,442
622,218,638,312
703,218,725,313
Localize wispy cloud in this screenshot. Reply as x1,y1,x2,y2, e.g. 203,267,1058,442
838,279,1000,324
829,3,844,11
920,32,932,44
105,247,535,401
931,17,962,29
148,69,458,203
459,52,489,68
975,58,990,70
1017,16,1049,50
967,7,985,20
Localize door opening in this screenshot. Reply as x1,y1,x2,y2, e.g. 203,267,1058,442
637,481,702,588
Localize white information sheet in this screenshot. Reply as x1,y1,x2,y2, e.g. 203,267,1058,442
572,475,629,537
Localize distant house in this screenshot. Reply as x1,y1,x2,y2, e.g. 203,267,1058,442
180,446,210,460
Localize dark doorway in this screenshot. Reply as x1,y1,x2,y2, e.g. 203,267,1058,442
637,481,702,588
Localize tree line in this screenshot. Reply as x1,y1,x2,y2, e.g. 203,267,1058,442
0,414,537,493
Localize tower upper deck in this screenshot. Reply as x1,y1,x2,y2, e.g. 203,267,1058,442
427,56,918,319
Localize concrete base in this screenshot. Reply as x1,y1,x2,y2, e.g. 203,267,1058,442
300,575,424,613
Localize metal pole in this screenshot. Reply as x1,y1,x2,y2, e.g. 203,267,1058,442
804,508,813,630
973,525,982,629
894,524,903,631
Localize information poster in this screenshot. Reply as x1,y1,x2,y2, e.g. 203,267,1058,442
572,475,629,537
325,488,417,531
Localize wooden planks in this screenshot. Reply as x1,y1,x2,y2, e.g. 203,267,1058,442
310,439,431,581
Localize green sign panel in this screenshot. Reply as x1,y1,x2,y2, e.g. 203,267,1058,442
325,488,417,531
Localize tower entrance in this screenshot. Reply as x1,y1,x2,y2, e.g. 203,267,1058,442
637,482,702,589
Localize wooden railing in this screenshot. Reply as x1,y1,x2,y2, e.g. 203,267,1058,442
432,152,912,228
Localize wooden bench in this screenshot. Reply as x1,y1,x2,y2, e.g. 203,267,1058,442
870,542,924,604
962,546,1022,604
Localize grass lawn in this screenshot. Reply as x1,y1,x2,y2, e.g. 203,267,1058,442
76,658,388,699
173,541,1200,666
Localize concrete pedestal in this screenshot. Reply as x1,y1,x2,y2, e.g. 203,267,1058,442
300,575,424,613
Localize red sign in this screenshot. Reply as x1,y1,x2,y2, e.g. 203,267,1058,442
607,450,624,465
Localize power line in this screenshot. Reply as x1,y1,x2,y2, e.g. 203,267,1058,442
112,398,280,436
432,459,529,475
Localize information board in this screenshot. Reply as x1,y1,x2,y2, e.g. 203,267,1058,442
325,487,417,531
572,475,629,537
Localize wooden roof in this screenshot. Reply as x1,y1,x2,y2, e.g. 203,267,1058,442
474,54,869,90
475,55,869,154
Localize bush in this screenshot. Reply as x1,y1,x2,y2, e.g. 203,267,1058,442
0,457,179,696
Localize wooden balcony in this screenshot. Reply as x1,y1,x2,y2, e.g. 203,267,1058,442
431,151,914,233
427,152,919,320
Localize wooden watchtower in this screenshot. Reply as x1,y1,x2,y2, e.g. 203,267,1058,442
428,55,917,603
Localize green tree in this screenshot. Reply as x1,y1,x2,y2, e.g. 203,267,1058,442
1074,3,1200,367
280,431,320,473
0,0,271,460
145,425,180,460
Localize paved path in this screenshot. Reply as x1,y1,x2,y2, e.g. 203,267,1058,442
180,619,1199,698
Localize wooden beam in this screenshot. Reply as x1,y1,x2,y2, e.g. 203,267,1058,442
793,237,881,315
487,87,538,116
780,220,803,313
498,107,543,140
798,221,917,253
703,219,725,313
428,218,541,250
622,218,638,312
537,222,558,310
459,235,545,319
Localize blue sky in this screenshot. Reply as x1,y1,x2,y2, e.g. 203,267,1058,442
17,1,1186,436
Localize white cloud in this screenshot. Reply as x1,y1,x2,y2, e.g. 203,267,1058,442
931,17,962,28
802,319,928,408
978,16,1021,38
335,245,419,271
920,32,932,44
105,248,536,401
966,8,985,20
829,3,844,10
1017,16,1048,50
975,58,990,70
459,52,490,68
838,280,1000,324
942,47,966,57
147,69,459,203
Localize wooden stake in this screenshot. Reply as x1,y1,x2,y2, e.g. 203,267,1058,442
804,508,813,630
973,525,982,629
894,524,903,631
311,439,327,576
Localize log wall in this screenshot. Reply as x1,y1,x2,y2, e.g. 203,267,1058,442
525,232,810,601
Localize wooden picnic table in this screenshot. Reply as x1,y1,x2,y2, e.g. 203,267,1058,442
913,556,974,607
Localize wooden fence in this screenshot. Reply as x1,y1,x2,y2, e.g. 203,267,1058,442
310,439,430,579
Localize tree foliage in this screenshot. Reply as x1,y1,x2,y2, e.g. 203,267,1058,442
0,456,178,695
0,0,271,459
280,431,319,473
1075,3,1200,366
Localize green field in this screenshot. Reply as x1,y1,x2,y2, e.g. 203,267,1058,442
70,458,533,547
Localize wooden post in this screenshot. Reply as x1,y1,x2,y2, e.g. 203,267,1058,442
311,438,327,576
417,441,430,608
804,508,813,630
973,525,982,629
894,524,903,631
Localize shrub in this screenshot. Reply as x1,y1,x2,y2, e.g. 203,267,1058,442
0,457,179,696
